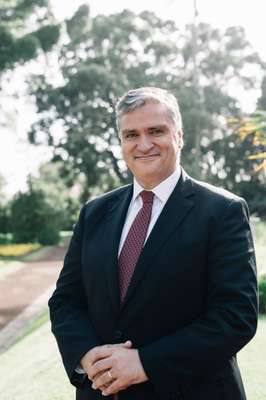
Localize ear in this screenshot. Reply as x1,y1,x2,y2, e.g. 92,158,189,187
178,130,184,149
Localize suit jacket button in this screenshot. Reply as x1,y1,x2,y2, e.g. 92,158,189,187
114,330,123,340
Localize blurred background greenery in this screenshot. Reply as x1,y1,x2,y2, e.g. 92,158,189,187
0,0,265,237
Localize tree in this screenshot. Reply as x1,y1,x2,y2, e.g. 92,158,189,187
222,76,266,217
0,0,60,133
28,7,262,203
0,175,9,236
0,0,60,75
225,73,266,189
0,174,6,200
229,111,266,166
31,161,80,230
10,181,62,244
257,75,266,110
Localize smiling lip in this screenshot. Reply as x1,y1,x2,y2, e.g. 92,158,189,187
134,154,160,160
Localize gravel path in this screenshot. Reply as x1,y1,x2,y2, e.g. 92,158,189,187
0,246,66,352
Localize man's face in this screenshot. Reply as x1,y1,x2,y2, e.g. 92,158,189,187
120,101,183,189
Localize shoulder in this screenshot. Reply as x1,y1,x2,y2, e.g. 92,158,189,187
183,171,248,218
191,177,243,204
85,184,132,206
81,184,132,218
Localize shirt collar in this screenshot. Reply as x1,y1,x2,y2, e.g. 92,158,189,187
132,165,181,204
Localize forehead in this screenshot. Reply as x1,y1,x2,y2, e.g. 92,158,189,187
119,101,173,131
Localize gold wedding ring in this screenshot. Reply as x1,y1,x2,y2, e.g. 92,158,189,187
107,370,113,380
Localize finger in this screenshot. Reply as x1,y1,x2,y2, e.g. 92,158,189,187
101,378,126,397
88,358,113,380
89,371,111,390
88,345,113,366
122,340,132,348
89,341,132,369
87,341,133,377
108,340,132,349
92,370,115,390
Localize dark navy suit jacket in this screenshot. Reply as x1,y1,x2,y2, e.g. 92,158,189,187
49,169,258,400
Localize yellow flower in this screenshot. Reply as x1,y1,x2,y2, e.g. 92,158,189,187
0,244,41,257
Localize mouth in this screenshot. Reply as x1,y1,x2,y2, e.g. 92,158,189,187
134,154,160,160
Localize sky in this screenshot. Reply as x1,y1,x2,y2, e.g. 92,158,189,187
1,0,266,198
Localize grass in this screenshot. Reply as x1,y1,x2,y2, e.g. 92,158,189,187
0,312,265,400
0,311,75,400
238,317,266,400
252,220,266,276
13,309,51,345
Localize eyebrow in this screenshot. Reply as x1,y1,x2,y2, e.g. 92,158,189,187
121,129,136,136
121,124,168,136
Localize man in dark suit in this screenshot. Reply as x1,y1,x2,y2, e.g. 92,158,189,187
49,87,258,400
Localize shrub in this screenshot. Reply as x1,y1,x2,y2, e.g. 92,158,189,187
259,274,266,314
10,187,62,245
0,204,10,234
0,233,12,244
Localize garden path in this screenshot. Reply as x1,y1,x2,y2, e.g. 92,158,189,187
0,245,67,352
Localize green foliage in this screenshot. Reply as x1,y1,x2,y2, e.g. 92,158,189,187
0,1,60,74
0,25,15,70
0,205,10,235
202,131,266,217
0,0,49,22
66,4,90,44
31,161,80,230
34,24,60,52
259,275,266,314
224,106,266,214
252,220,266,276
28,9,263,203
15,33,39,61
0,175,10,235
10,185,61,245
257,75,266,110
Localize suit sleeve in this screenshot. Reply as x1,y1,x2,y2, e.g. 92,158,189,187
138,198,258,396
48,205,100,388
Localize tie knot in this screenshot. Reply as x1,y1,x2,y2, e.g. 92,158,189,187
140,190,154,204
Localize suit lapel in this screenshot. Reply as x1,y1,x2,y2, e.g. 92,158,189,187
121,170,195,311
102,185,133,315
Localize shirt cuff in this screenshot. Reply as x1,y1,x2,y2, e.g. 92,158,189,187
75,365,86,374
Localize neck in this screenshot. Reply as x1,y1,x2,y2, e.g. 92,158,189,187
135,166,180,190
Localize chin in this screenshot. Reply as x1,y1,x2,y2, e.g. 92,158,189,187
136,172,162,187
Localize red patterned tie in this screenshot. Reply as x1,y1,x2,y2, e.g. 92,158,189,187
118,190,154,302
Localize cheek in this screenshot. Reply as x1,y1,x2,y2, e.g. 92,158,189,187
122,145,134,162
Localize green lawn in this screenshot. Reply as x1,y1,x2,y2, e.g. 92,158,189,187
238,317,266,400
0,311,75,400
0,312,265,400
253,220,266,276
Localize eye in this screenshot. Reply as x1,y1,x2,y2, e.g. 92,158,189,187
150,128,163,135
124,132,138,139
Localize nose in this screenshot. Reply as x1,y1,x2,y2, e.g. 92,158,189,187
137,135,154,152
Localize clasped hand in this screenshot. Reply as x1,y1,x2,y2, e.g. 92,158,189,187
80,341,148,396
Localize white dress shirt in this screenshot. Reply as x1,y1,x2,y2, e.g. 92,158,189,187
118,166,181,255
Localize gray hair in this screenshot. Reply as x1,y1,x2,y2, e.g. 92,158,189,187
115,87,182,132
